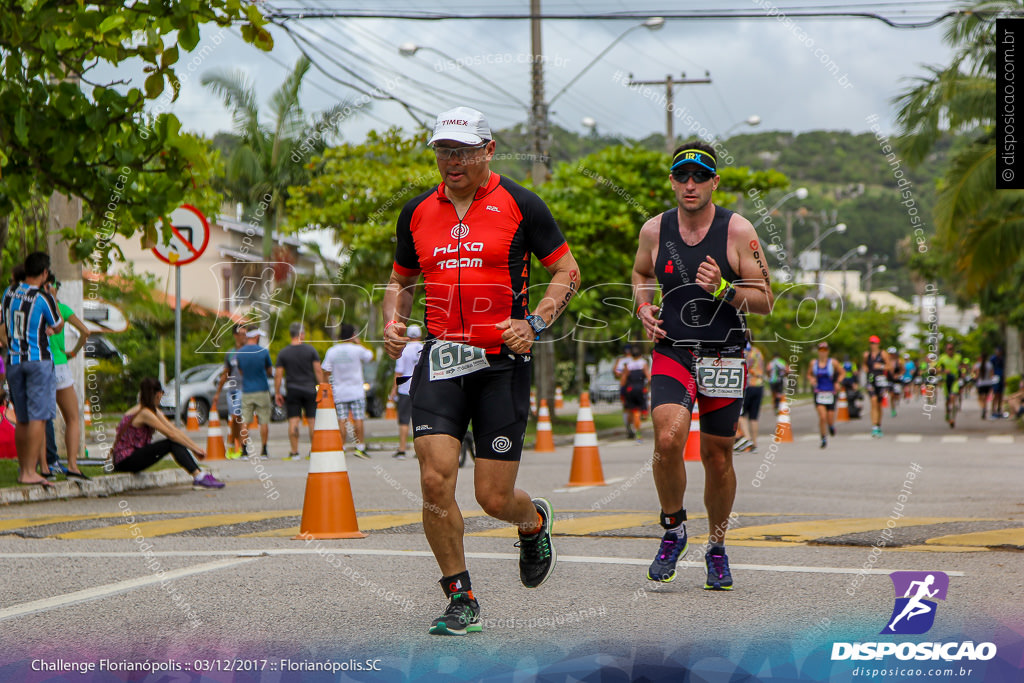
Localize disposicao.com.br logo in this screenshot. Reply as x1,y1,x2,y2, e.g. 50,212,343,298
832,571,997,662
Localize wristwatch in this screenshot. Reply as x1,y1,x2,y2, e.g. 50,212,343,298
525,314,547,339
721,286,737,303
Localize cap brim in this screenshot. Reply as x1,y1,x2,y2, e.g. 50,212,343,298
428,131,485,146
671,159,716,173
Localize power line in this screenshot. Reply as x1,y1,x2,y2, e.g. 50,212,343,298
260,8,968,30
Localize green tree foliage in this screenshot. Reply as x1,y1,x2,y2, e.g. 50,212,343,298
201,56,361,252
287,129,438,317
894,1,1022,294
89,269,238,410
0,0,272,257
537,145,788,360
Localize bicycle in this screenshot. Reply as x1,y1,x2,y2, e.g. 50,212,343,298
944,375,960,428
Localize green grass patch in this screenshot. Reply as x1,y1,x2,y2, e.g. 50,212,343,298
0,457,178,489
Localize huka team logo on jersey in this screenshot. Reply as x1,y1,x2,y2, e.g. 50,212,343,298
881,571,949,635
451,223,470,239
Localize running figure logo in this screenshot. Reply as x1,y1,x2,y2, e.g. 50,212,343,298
881,571,949,635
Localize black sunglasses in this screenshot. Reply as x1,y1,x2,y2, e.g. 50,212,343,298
672,168,715,184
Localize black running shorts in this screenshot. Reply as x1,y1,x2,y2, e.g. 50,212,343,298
410,344,531,462
650,345,743,438
285,390,317,420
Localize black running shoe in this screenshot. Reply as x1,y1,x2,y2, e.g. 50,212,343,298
647,528,688,582
704,549,733,591
516,498,556,588
820,436,827,449
428,592,481,636
828,424,836,437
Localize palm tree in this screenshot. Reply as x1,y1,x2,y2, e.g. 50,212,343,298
894,1,1024,294
201,57,361,313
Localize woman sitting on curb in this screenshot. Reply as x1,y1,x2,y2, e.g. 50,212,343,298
111,377,224,489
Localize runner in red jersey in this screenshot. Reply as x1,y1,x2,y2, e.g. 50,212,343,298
632,141,774,592
381,107,580,636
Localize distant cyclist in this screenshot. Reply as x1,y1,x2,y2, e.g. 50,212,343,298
935,342,964,428
862,335,893,438
807,341,844,449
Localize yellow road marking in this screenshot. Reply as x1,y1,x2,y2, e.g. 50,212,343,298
470,513,656,538
0,511,199,533
925,528,1024,549
56,511,301,540
0,514,123,532
728,517,961,543
241,511,490,538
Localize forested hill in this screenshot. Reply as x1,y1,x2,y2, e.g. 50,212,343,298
717,130,951,187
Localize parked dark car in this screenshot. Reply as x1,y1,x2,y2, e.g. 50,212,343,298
84,334,126,364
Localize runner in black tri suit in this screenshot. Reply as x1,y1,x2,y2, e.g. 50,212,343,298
862,335,893,438
381,107,580,636
632,141,774,592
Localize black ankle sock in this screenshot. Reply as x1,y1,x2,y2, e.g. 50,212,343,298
708,543,726,554
660,508,687,530
440,571,472,598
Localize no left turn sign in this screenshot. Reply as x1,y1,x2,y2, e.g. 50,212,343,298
152,204,210,266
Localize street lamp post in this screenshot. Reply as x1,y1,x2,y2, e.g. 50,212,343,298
752,187,808,273
723,114,761,138
835,244,868,304
805,222,846,298
863,261,887,309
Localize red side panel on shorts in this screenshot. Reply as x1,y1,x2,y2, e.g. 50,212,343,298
652,349,697,396
697,395,736,415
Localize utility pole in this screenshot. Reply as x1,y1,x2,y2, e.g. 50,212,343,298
529,0,556,414
49,67,86,461
627,73,712,155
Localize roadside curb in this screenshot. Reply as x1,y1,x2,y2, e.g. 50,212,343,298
0,469,193,506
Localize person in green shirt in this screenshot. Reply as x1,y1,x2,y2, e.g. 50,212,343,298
43,277,90,479
935,342,965,427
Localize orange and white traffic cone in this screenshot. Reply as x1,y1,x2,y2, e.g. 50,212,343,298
774,397,794,443
836,391,850,422
83,402,92,428
555,386,564,410
204,411,227,461
535,399,555,453
385,398,397,420
186,397,200,431
296,384,365,539
684,402,701,461
567,393,605,486
882,392,889,409
530,389,537,416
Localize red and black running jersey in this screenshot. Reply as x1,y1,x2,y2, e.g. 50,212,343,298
394,173,569,353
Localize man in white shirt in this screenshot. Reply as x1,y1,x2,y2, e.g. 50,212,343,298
390,324,424,460
322,323,374,459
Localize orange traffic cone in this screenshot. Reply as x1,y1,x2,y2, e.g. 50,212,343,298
248,413,259,432
555,386,564,409
836,391,850,422
535,399,555,452
684,402,701,461
84,402,92,428
186,397,200,431
385,398,397,420
774,397,794,443
295,384,365,539
567,393,605,486
530,389,537,416
204,411,227,461
882,392,889,408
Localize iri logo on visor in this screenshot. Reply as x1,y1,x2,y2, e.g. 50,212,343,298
881,571,949,635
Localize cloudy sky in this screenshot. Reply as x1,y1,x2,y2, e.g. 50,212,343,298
134,1,960,147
